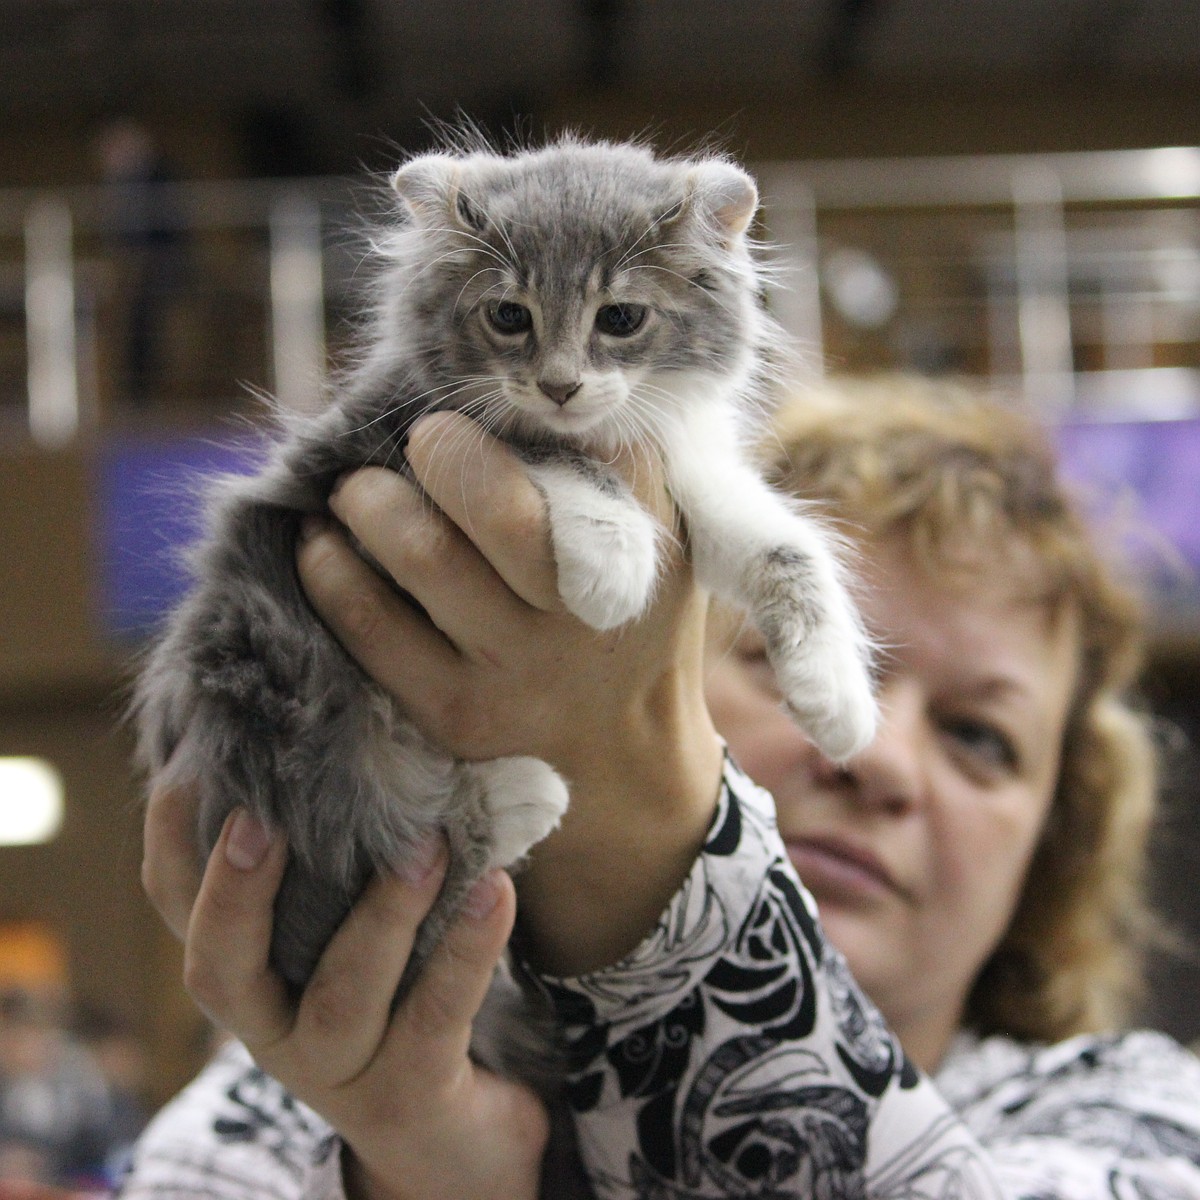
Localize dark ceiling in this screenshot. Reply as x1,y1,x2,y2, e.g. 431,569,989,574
4,0,1200,174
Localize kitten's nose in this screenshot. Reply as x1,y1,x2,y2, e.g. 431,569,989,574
538,379,581,407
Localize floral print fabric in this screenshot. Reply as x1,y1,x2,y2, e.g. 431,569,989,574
119,757,1200,1199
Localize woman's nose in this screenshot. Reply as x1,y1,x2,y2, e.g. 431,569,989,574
809,678,926,815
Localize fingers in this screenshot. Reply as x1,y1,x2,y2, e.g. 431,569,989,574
183,805,486,1101
287,837,449,1085
405,413,560,611
382,869,516,1072
297,518,519,754
142,780,204,941
324,467,536,645
183,808,291,1047
296,518,463,703
409,411,679,588
185,809,516,1110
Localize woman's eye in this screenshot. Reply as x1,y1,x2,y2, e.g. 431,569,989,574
941,718,1019,773
487,301,532,335
595,303,647,337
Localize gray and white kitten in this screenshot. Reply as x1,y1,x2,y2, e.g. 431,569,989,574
133,136,876,1086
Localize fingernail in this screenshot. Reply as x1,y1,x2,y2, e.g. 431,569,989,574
463,870,502,921
409,413,439,439
406,413,451,453
400,833,446,886
225,809,272,871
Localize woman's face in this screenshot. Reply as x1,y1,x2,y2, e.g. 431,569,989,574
705,537,1081,1067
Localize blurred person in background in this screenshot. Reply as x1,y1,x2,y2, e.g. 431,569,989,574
94,120,189,408
123,377,1200,1199
0,989,115,1190
70,1006,149,1184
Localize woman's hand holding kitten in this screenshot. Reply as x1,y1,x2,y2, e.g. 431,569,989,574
299,411,724,976
143,411,722,980
180,803,545,1200
139,408,721,1197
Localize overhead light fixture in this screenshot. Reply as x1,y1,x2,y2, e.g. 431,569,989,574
0,758,65,846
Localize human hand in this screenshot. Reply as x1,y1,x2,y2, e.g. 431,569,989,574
305,411,711,773
141,776,202,941
297,412,724,974
182,803,548,1200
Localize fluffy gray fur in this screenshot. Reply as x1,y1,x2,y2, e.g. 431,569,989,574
133,135,876,1105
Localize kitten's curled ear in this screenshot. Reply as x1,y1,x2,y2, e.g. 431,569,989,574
664,161,759,245
391,154,488,232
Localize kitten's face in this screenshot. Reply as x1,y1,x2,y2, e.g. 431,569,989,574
459,258,683,441
392,143,762,448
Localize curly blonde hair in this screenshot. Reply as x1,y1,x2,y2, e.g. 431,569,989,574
762,374,1160,1043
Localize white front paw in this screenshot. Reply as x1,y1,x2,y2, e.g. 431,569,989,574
554,502,660,630
472,756,570,869
527,457,661,630
772,631,877,762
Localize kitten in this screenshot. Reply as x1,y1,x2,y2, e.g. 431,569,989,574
133,134,876,1087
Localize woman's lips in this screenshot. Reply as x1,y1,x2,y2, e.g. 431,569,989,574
784,836,899,902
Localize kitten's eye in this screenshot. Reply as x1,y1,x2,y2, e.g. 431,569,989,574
595,303,647,337
487,301,532,335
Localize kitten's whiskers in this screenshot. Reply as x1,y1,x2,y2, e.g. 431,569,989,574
338,376,497,441
407,388,513,533
419,226,514,275
449,183,525,270
610,208,685,275
620,262,742,320
454,266,509,316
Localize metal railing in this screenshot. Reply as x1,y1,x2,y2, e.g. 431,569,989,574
5,147,1200,447
1,176,355,447
758,146,1200,421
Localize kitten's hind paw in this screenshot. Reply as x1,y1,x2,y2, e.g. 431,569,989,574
471,756,570,869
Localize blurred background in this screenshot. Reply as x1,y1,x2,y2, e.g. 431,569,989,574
1,0,1199,1189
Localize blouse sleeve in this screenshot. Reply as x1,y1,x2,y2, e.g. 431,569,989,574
527,753,1005,1200
116,1040,348,1200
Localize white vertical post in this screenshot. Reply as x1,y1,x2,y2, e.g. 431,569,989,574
269,193,326,413
1012,164,1075,415
765,184,825,378
25,197,79,447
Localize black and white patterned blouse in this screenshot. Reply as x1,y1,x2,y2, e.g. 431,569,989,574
119,758,1200,1199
